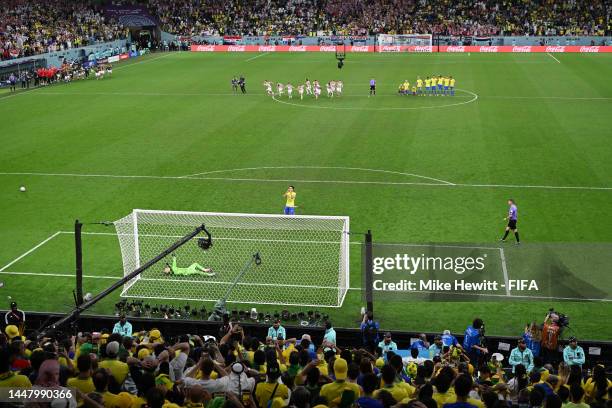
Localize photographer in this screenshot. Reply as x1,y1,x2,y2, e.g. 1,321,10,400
360,311,380,352
182,356,227,394
463,318,488,367
221,324,245,346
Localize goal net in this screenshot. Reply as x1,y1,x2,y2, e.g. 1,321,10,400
113,210,350,307
377,34,433,52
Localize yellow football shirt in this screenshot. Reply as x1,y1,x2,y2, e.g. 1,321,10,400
425,79,431,87
99,359,129,386
450,78,456,87
431,77,438,86
320,381,361,408
67,377,95,406
0,371,32,387
444,78,450,86
255,382,289,408
285,192,296,207
433,388,456,407
374,382,415,402
417,79,423,87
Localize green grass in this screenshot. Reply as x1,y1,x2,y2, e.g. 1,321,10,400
1,51,611,340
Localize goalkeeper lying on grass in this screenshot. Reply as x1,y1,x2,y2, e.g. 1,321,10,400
163,255,215,277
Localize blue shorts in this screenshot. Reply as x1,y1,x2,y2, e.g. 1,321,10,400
444,86,449,90
284,206,295,215
438,84,443,89
426,86,430,91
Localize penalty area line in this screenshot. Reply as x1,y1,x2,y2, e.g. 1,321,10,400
1,171,611,191
245,52,270,62
0,231,62,272
0,270,121,280
547,52,561,64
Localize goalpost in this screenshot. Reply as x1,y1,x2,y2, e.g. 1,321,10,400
377,34,433,52
113,210,350,307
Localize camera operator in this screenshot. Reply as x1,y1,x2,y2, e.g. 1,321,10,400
463,318,488,367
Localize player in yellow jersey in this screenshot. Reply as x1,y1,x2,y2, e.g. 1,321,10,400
437,75,444,95
416,77,423,95
431,76,438,95
443,76,450,95
449,76,456,96
283,185,296,215
404,80,410,95
411,85,417,95
398,82,405,95
425,77,432,95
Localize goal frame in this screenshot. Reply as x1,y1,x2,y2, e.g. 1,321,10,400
376,34,433,52
116,209,351,308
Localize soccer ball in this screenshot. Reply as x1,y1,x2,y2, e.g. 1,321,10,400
19,186,26,192
84,292,93,301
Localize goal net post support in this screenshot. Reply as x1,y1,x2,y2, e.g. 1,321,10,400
43,224,207,335
113,210,350,308
376,34,433,52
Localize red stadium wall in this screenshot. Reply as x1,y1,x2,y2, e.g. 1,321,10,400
190,44,612,53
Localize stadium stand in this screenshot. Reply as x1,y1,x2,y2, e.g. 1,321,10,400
0,0,127,60
133,0,610,37
1,0,609,60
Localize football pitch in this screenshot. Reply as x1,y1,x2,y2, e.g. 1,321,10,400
1,51,611,340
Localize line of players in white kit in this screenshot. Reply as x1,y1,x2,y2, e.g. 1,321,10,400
263,79,344,99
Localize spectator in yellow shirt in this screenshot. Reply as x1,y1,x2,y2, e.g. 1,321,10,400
584,365,610,403
92,368,119,407
0,348,32,388
67,354,95,406
320,358,361,407
255,364,289,408
433,368,457,407
374,365,415,402
99,341,129,387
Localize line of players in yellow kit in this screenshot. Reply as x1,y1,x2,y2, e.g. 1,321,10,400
398,75,456,96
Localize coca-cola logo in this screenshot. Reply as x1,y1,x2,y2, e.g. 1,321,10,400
447,46,466,52
579,46,599,53
545,46,565,53
288,46,307,52
319,46,336,52
479,46,498,53
351,46,369,52
381,45,400,52
227,46,246,52
512,46,531,52
414,46,432,52
258,46,276,52
195,45,215,52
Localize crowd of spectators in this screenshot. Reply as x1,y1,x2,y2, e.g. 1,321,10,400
322,0,609,37
142,0,609,37
0,0,127,61
1,0,609,61
0,307,609,408
145,0,328,37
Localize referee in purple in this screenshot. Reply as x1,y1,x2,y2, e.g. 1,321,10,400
501,199,520,244
369,78,376,96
